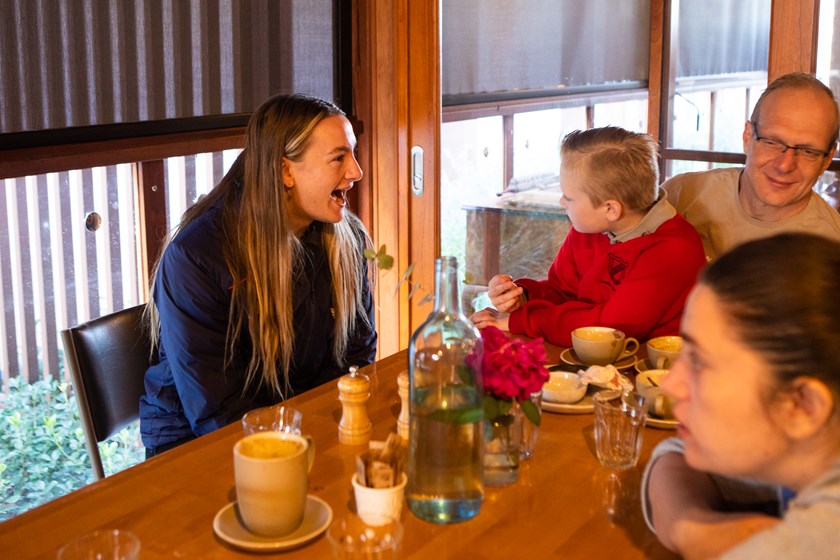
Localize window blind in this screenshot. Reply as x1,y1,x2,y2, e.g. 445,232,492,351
678,0,770,78
442,0,652,105
0,0,338,138
442,0,771,105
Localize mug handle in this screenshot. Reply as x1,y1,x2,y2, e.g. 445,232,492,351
654,356,671,369
620,337,639,359
303,435,316,472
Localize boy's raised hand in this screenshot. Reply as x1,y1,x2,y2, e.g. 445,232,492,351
487,274,525,313
469,307,510,332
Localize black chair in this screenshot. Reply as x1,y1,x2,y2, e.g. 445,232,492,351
61,304,153,480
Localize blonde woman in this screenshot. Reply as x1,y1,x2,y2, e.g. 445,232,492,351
140,94,376,456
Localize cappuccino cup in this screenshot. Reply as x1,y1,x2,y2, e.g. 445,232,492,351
635,369,676,419
571,327,639,366
233,432,315,537
646,335,683,370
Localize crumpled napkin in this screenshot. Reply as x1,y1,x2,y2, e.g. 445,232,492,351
576,364,633,392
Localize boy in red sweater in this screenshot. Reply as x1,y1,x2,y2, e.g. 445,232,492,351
470,126,706,347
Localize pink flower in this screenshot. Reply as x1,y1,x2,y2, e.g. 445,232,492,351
471,327,550,402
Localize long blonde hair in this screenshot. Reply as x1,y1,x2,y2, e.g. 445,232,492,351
147,94,371,397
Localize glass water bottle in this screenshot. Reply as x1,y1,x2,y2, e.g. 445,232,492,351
406,256,484,523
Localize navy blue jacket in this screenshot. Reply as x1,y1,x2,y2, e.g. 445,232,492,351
140,204,377,450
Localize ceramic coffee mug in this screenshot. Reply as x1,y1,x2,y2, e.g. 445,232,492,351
646,335,683,370
571,327,639,366
233,432,315,537
635,369,676,419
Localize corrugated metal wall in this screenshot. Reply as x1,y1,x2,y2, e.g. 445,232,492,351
0,0,335,134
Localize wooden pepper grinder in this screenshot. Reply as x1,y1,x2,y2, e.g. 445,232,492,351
397,370,410,442
338,366,372,445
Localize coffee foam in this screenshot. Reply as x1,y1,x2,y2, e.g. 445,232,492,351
650,339,682,352
240,436,303,459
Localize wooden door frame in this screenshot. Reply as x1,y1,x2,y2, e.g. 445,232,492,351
351,0,439,358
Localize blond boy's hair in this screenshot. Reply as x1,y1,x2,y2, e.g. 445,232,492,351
560,126,659,212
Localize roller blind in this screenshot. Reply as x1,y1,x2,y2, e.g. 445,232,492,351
0,0,338,138
442,0,771,105
677,0,770,78
442,0,652,104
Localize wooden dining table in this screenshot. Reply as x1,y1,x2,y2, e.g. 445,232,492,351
0,345,679,559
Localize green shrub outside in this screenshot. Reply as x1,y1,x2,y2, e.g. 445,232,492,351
0,376,144,522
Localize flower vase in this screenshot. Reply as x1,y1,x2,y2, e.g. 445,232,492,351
483,404,523,486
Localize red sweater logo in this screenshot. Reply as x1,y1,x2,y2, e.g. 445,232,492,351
609,253,628,285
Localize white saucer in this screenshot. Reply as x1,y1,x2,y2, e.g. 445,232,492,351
541,385,602,414
213,495,332,552
645,416,678,430
560,348,637,371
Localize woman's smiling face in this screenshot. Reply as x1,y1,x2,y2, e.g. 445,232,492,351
282,115,363,234
662,284,791,482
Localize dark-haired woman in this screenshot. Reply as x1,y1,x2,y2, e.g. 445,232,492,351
643,233,840,559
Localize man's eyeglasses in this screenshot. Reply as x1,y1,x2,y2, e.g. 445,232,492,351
751,122,833,163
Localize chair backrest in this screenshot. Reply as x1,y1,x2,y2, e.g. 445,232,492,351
61,304,153,479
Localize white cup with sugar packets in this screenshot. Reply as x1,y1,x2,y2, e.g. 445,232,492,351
233,432,315,537
352,472,407,526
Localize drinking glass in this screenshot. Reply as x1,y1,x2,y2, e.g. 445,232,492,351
241,405,302,435
519,390,542,460
56,529,140,560
593,390,647,470
327,514,403,560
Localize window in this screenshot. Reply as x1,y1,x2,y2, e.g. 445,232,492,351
0,0,347,518
660,0,770,178
440,0,651,293
816,0,840,209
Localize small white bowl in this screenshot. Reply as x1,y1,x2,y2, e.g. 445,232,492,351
542,372,587,404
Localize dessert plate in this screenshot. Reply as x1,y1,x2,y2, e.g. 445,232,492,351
560,348,637,371
213,495,332,552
